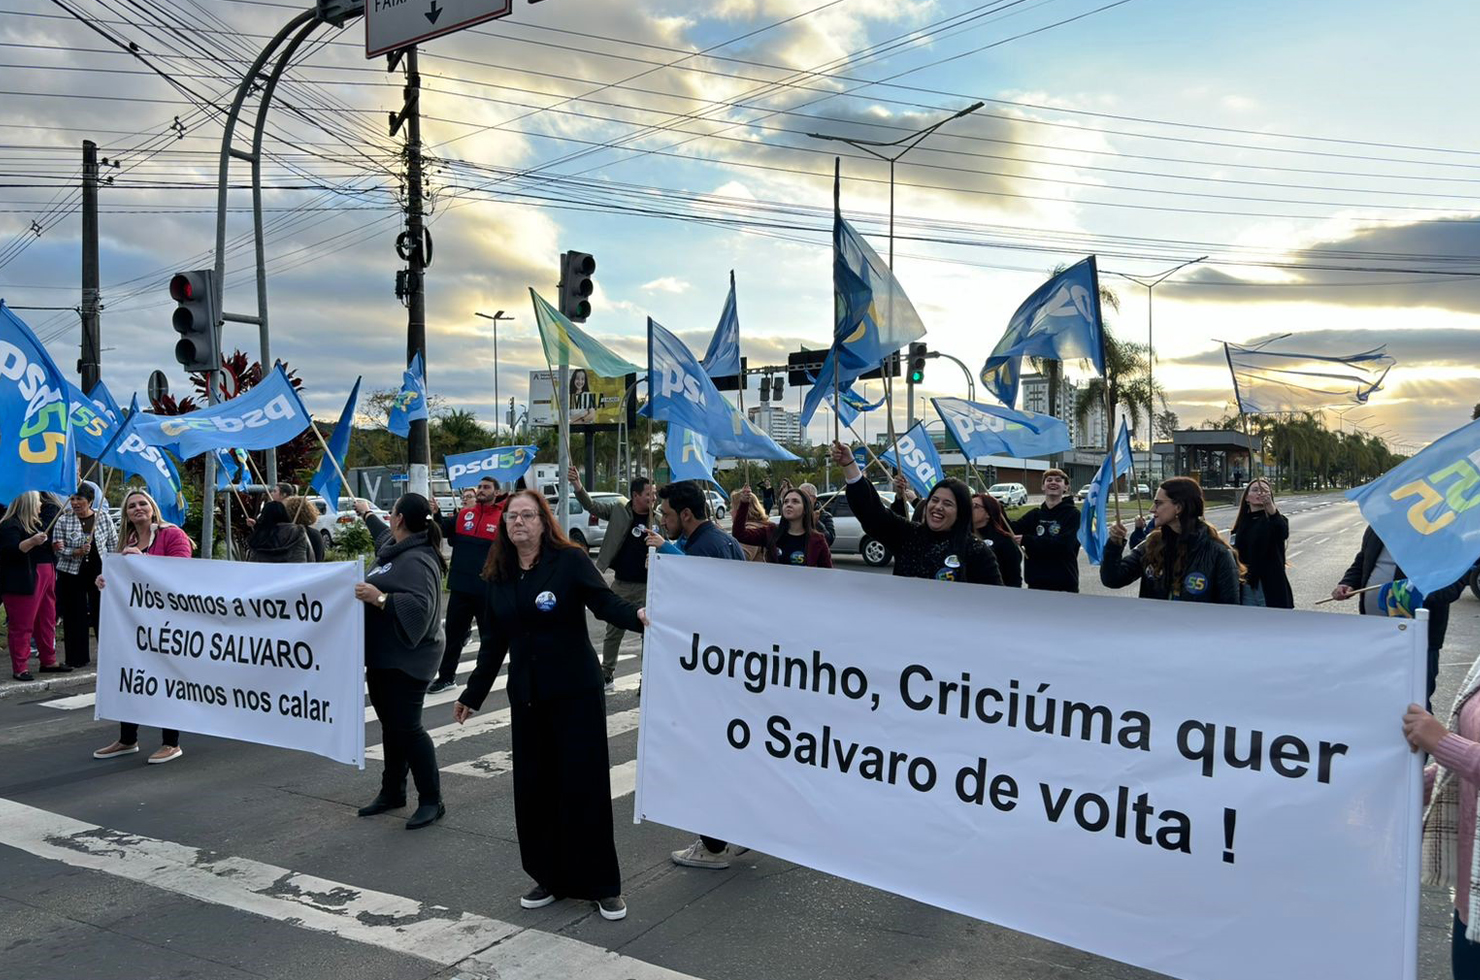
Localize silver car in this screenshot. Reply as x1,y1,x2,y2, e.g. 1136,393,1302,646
546,492,619,550
816,489,897,567
988,482,1028,507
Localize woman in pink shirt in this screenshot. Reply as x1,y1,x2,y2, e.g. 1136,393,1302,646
91,489,193,765
1405,658,1480,978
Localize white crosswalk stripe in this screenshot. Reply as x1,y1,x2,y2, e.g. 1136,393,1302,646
0,797,702,979
441,707,641,781
368,672,642,761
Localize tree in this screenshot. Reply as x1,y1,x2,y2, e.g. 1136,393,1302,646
1472,403,1479,421
431,409,490,458
1072,330,1161,451
1153,409,1180,441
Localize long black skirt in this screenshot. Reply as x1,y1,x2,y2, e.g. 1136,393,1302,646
510,691,621,899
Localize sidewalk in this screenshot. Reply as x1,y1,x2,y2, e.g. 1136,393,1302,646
0,636,100,702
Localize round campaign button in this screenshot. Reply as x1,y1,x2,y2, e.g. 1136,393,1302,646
944,554,960,568
535,590,557,612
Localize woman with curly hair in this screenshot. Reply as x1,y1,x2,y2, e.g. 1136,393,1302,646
1099,477,1241,604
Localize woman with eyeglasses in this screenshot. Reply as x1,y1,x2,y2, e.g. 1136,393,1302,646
454,490,648,922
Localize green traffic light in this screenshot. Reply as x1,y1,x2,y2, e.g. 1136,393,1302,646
909,370,924,384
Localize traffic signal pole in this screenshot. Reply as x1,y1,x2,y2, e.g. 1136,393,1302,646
402,47,431,501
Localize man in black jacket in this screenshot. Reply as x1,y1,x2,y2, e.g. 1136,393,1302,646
428,476,506,694
1012,468,1081,592
1332,525,1470,705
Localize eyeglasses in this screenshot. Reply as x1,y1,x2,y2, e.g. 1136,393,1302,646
503,512,539,524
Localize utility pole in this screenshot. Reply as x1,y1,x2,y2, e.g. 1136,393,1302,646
80,140,101,394
391,45,431,499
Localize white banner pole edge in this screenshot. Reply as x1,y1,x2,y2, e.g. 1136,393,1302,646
1402,609,1428,980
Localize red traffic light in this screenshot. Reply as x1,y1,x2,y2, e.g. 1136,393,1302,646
169,273,195,302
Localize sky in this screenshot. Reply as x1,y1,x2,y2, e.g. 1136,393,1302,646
2,0,1478,455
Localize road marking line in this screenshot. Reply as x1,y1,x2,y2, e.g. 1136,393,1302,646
443,708,641,779
366,672,642,761
0,797,698,979
367,654,638,723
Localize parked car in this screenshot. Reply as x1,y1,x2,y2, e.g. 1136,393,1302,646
988,482,1028,507
1075,484,1094,502
705,489,729,520
1135,483,1151,498
545,492,619,550
815,489,897,567
306,496,388,550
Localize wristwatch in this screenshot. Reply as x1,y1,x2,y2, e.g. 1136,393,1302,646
376,593,387,610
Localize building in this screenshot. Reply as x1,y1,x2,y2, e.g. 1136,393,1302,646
747,405,806,446
1020,372,1108,450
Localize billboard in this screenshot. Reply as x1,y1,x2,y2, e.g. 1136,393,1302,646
529,369,633,427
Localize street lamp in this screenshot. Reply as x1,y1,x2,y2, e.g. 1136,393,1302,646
1112,255,1209,468
474,310,513,434
806,101,985,431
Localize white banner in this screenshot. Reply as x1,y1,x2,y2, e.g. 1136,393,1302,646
97,554,366,768
636,554,1425,980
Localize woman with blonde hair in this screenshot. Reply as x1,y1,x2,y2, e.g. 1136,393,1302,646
730,488,771,563
92,488,192,763
284,496,324,563
1,491,63,681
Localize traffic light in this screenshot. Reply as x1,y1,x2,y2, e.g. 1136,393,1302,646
559,250,595,322
771,377,783,402
170,269,219,373
908,342,927,385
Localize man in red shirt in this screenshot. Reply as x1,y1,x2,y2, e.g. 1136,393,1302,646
430,476,506,693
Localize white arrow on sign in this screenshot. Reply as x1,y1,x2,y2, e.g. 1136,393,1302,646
365,0,513,59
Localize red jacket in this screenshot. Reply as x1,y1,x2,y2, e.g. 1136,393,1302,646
731,498,832,568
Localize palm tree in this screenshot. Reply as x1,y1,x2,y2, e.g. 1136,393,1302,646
1072,331,1162,451
431,408,489,457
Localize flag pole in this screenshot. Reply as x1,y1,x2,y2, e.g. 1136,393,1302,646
307,419,355,504
1105,396,1121,524
842,419,896,482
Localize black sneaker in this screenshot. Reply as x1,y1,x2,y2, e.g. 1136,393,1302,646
597,896,627,921
520,885,560,909
12,672,33,682
40,664,74,673
427,679,454,695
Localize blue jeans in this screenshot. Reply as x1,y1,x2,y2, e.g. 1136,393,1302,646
1243,582,1266,607
1455,912,1480,979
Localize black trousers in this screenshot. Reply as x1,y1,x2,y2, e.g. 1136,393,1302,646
56,570,99,667
120,723,179,746
366,667,440,805
511,691,621,899
1455,912,1480,979
438,589,488,683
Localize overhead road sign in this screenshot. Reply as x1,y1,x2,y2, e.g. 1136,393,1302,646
365,0,511,58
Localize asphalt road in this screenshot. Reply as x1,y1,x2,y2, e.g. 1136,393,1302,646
1,490,1476,980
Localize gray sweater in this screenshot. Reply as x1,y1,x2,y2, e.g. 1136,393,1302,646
362,515,445,682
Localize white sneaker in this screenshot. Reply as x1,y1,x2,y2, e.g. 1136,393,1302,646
603,678,615,694
670,839,731,869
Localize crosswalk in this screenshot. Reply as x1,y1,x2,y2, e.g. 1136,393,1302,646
31,636,650,803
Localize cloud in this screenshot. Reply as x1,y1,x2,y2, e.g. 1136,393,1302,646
642,276,690,293
1165,216,1480,314
1162,327,1480,370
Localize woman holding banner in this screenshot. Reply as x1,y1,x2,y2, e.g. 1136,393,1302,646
1229,479,1292,608
453,490,647,922
972,492,1023,589
1101,478,1241,604
352,494,446,830
1,492,63,681
1404,667,1480,977
731,486,832,567
92,489,191,763
829,442,1001,585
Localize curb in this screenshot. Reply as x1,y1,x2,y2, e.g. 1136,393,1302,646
0,669,98,702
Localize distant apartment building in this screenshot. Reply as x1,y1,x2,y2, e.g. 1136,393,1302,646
747,405,806,446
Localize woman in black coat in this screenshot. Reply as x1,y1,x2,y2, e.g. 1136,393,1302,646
1229,479,1292,608
972,492,1023,588
829,441,1002,585
454,490,646,922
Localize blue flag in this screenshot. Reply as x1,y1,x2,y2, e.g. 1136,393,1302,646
933,397,1072,460
979,257,1106,408
808,372,884,428
309,377,360,512
801,202,928,426
1079,450,1116,566
387,353,428,438
1347,417,1480,595
101,395,187,525
65,380,121,459
879,421,945,498
444,444,538,491
1374,578,1425,619
648,317,797,461
700,272,741,379
1112,416,1134,479
213,448,243,490
130,364,311,460
0,301,78,502
666,425,723,492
